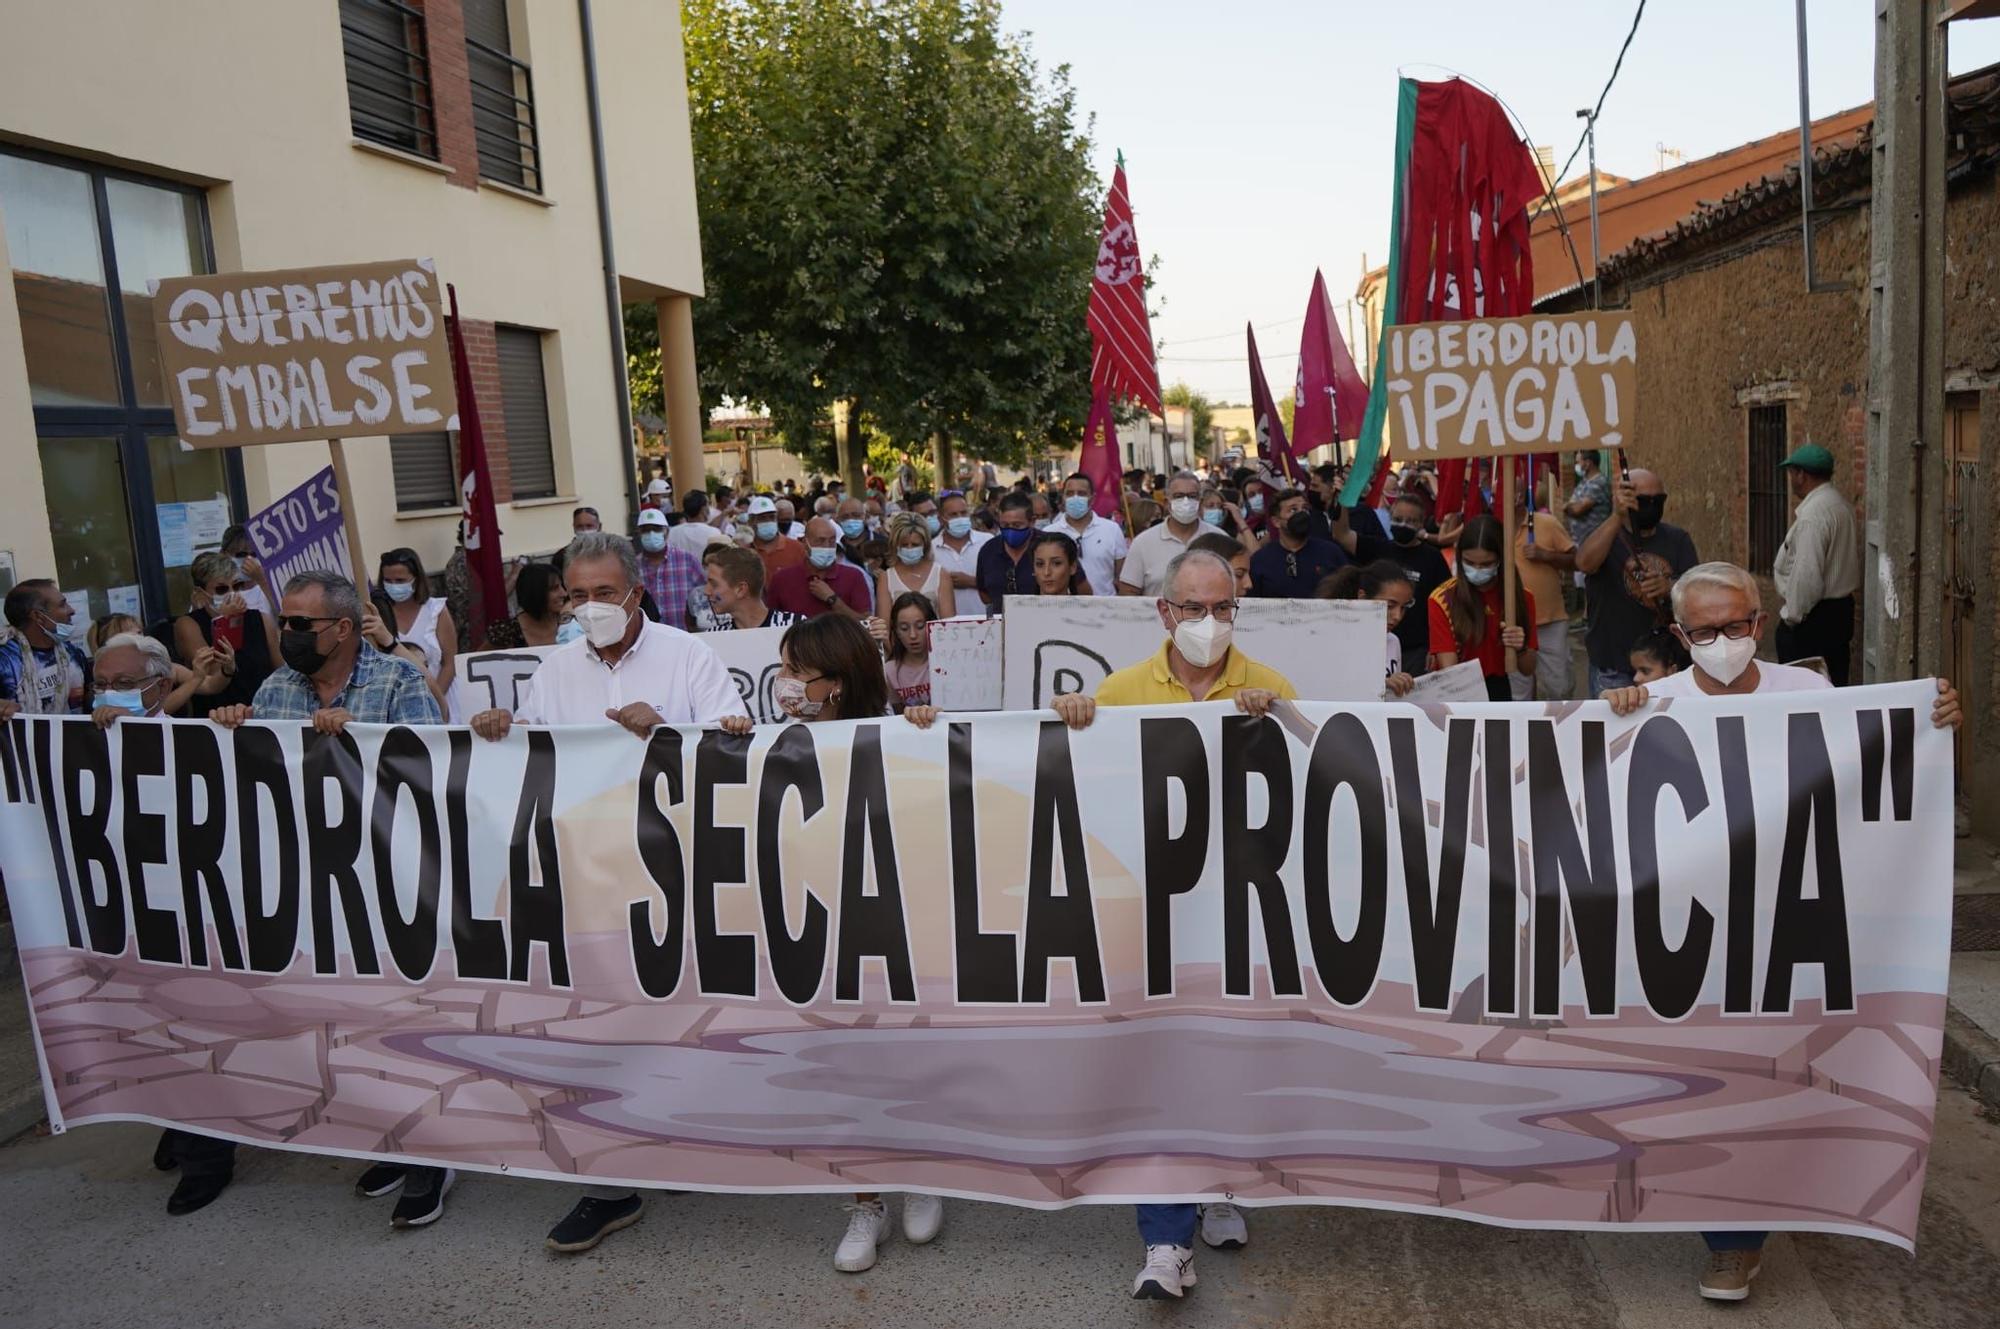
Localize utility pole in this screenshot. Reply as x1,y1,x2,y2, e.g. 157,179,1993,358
1864,0,1949,683
1576,109,1603,309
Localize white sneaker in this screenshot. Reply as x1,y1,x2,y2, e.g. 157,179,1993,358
834,1200,889,1272
902,1192,944,1245
1132,1244,1197,1299
1198,1201,1248,1250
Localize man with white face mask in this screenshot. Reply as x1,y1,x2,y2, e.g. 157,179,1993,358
469,530,745,1254
1026,546,1296,1301
1599,561,1959,1305
1118,471,1205,598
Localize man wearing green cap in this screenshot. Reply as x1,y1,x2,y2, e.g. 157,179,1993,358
1773,442,1858,684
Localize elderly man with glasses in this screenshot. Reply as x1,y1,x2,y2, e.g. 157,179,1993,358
1600,559,1959,1304
1032,546,1296,1299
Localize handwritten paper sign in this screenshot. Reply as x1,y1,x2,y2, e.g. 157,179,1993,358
152,259,457,448
243,467,354,590
1404,659,1490,704
928,617,1003,710
1384,311,1635,461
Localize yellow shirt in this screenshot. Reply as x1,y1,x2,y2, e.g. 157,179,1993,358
1095,641,1299,706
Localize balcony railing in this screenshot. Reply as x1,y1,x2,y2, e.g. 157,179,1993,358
340,0,438,160
467,34,542,193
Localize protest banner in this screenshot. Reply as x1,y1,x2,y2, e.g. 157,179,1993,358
0,682,1950,1247
240,466,354,592
1384,311,1635,462
927,617,1004,710
1001,596,1387,709
446,627,790,725
152,259,457,450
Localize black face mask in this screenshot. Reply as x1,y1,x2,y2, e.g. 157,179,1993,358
1633,495,1667,530
1284,511,1314,541
280,626,330,675
1391,521,1422,545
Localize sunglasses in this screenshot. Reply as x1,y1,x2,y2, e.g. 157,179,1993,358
276,615,340,634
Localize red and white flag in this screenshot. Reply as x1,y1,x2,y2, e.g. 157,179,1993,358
1247,323,1300,482
1087,159,1163,416
1293,269,1370,466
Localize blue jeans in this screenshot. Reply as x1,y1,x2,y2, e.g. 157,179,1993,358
1703,1231,1768,1252
1136,1203,1198,1247
1589,664,1634,698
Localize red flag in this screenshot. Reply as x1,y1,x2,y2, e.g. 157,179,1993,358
1247,323,1300,483
445,285,507,647
1088,160,1163,416
1292,269,1370,466
1078,386,1124,519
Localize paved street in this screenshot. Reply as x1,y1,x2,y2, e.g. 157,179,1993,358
1,1078,1996,1329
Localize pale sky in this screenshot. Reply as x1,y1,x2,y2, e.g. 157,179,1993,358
998,0,2000,403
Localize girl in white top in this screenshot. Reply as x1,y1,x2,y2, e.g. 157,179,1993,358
1319,559,1418,697
377,547,457,696
875,512,956,618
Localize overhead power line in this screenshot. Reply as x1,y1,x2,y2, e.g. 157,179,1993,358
1156,315,1306,348
1556,0,1646,187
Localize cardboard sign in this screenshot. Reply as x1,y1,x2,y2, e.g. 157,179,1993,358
1404,659,1490,704
1000,597,1387,709
1383,311,1635,462
152,259,458,447
928,617,1003,710
242,466,354,591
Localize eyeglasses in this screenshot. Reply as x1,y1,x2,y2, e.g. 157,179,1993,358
1164,599,1239,624
97,675,155,692
277,615,339,633
1678,614,1761,646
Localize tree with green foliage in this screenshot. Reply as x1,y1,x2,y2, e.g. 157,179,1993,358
1163,381,1215,459
628,0,1101,479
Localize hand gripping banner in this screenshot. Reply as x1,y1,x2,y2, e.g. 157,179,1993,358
0,685,1951,1248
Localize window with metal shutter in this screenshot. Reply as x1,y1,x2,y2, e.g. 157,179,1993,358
339,0,437,159
497,326,556,500
463,0,541,192
392,431,457,511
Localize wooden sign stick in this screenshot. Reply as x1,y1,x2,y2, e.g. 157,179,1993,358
327,438,370,592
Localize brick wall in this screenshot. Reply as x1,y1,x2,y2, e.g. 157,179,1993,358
1609,169,2000,817
415,0,481,191
456,316,514,502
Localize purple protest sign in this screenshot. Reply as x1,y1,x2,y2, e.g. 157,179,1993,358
242,466,353,592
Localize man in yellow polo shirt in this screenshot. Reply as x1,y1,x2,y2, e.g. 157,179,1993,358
1044,547,1294,1301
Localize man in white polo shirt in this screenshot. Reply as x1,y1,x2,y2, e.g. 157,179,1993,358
930,488,991,597
1118,470,1204,598
1044,471,1128,595
468,530,747,1256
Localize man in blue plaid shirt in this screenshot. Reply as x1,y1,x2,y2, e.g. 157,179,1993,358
634,507,705,629
202,567,445,1224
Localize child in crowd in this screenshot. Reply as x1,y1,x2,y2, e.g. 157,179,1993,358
1629,625,1690,685
1320,560,1418,697
1427,514,1536,702
87,613,141,653
720,615,946,1270
883,591,937,712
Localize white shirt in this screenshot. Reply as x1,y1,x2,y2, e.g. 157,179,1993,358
515,619,748,725
1118,521,1198,597
1773,481,1860,624
668,521,727,557
932,530,992,580
1647,660,1833,697
1042,513,1129,597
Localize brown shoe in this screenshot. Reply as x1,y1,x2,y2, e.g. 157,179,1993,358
1698,1249,1762,1301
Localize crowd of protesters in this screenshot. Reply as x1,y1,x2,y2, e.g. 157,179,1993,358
0,438,1952,1305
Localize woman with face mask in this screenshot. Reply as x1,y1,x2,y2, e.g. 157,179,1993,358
174,551,278,717
874,512,956,619
376,548,458,696
1426,515,1537,702
717,614,947,1269
483,562,573,649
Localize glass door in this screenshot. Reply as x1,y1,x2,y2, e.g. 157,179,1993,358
1,146,237,630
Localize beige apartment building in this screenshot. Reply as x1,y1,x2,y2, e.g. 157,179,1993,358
0,0,704,626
